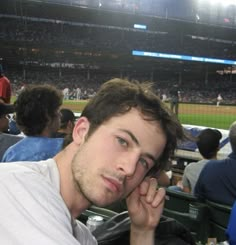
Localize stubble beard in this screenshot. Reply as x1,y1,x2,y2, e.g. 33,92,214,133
71,152,94,206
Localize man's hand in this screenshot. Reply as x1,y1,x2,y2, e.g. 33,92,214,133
126,178,165,245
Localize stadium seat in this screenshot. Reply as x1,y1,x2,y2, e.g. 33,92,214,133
163,189,209,243
206,200,232,242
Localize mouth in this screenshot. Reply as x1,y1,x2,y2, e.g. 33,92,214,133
102,175,123,193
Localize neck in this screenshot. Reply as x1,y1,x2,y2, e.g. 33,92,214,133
54,143,91,218
205,155,217,160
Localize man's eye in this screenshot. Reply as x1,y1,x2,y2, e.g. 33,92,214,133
117,137,128,147
139,158,149,169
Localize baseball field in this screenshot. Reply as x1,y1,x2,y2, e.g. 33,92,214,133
62,100,236,130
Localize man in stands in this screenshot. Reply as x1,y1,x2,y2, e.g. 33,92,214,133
2,84,64,162
194,121,236,206
182,128,222,194
0,64,11,104
0,78,185,244
169,128,222,194
52,108,76,138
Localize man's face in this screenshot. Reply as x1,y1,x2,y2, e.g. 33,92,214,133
71,109,167,207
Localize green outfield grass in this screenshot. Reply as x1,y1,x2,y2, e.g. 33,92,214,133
12,97,235,130
62,100,235,129
179,114,236,130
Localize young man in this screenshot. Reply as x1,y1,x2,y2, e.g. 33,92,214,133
2,84,64,162
0,79,185,245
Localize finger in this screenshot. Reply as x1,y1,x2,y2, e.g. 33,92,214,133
151,187,166,208
126,185,139,207
139,178,149,195
146,178,158,203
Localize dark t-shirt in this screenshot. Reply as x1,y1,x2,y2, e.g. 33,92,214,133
194,152,236,206
169,86,179,102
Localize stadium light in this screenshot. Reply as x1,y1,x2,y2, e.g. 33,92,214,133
205,0,236,6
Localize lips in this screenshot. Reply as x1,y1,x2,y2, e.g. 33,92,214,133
103,176,123,193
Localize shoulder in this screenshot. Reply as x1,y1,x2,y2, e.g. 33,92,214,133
10,136,63,151
0,133,22,143
0,76,10,82
184,161,200,171
0,160,82,244
0,159,62,202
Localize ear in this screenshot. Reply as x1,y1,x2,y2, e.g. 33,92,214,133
72,117,90,145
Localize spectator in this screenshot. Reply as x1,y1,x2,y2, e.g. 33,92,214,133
194,121,236,205
2,84,64,162
180,128,222,194
0,102,23,160
0,64,11,104
0,78,185,244
52,108,75,138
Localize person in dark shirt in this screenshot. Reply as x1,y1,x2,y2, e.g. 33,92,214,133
194,121,236,206
226,200,236,244
169,84,181,116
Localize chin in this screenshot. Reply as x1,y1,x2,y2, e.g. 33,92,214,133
91,196,117,208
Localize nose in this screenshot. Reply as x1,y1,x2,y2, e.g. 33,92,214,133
117,153,139,177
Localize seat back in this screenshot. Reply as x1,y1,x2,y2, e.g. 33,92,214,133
206,200,232,242
163,189,209,243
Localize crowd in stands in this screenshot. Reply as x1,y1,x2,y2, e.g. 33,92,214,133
1,15,236,106
1,16,236,66
1,77,236,243
5,69,236,105
1,7,236,244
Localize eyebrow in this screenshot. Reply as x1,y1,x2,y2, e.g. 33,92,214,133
119,129,157,164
